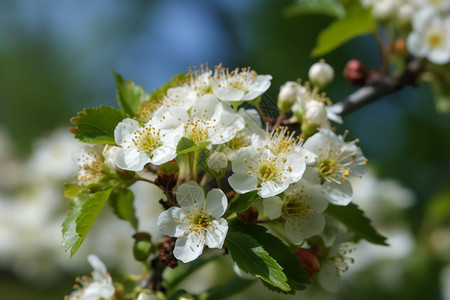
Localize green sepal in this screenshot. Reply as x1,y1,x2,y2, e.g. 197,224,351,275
311,2,376,57
325,203,388,246
109,187,138,230
230,221,309,293
62,188,113,257
73,105,126,144
113,71,150,117
176,137,210,155
284,0,346,19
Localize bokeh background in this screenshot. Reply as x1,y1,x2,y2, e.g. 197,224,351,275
1,0,450,299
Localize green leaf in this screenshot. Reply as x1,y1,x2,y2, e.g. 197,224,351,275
62,188,112,257
149,72,189,102
325,203,388,245
113,72,150,117
284,0,346,19
74,105,126,144
176,137,210,155
230,221,309,293
225,231,290,292
227,191,259,216
63,183,85,200
109,188,138,230
311,2,376,57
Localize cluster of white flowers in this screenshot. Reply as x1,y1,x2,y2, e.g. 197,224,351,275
362,0,450,64
59,63,377,298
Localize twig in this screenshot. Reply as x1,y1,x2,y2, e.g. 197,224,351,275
330,58,425,117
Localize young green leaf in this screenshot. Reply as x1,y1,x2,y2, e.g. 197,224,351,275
113,72,150,117
176,137,210,155
325,203,388,246
311,2,376,57
284,0,345,19
226,231,290,292
63,183,85,200
62,188,112,257
230,221,309,293
109,188,138,230
74,105,126,144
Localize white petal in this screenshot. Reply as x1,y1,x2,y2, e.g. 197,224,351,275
149,145,177,165
174,232,205,263
205,189,228,219
318,261,341,293
192,94,221,119
205,218,228,249
322,180,353,205
214,87,245,102
406,32,427,57
87,254,107,275
176,181,205,210
228,173,259,194
114,118,140,145
429,46,450,65
157,207,185,237
242,75,272,100
259,180,288,198
262,196,283,219
285,213,326,243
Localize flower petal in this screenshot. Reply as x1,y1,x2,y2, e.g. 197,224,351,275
205,218,228,249
228,173,259,194
157,207,185,237
263,196,283,220
173,232,205,263
322,180,353,206
205,189,227,219
176,181,205,210
259,180,288,198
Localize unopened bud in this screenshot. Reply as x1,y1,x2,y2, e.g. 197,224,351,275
305,100,327,125
294,248,320,278
372,0,396,22
344,59,367,86
137,290,156,300
308,59,334,89
392,39,407,55
207,151,228,178
133,232,152,262
277,81,301,112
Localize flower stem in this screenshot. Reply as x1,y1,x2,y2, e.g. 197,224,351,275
132,177,155,184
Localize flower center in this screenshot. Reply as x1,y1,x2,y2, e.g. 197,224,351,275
283,198,311,217
258,163,277,181
136,127,163,155
267,127,302,154
427,31,443,48
188,213,211,232
185,119,211,144
319,159,336,177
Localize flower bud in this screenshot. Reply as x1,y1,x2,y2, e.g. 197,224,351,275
207,151,228,178
137,290,156,300
308,59,334,89
344,59,367,86
305,100,327,125
372,0,397,22
294,248,320,278
133,232,152,262
397,4,414,28
277,81,301,112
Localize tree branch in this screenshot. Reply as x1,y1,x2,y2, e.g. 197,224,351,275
330,58,426,117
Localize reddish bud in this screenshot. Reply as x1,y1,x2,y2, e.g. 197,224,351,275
344,59,367,86
294,248,320,278
236,206,259,224
392,39,407,55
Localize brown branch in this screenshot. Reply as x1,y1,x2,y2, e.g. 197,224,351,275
330,58,426,117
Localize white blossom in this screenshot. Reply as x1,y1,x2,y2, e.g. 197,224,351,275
178,94,245,145
303,128,367,206
69,254,115,300
263,168,328,244
73,145,105,186
407,8,450,64
157,181,228,263
210,66,272,102
229,129,307,198
113,106,184,171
